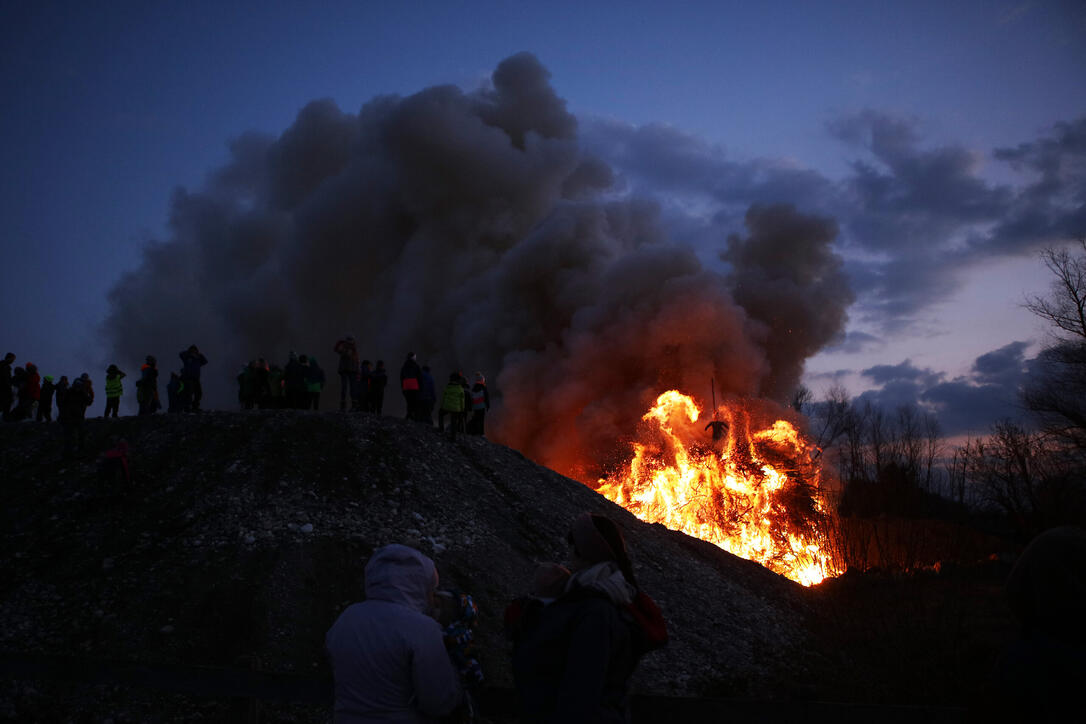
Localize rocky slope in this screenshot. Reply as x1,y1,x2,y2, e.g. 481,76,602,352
0,411,1010,722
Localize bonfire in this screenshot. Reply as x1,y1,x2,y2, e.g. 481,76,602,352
597,391,839,586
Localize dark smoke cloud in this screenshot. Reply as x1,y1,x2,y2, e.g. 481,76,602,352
722,204,854,400
104,53,852,480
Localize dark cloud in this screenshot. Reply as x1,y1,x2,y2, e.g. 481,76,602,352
103,53,851,482
854,342,1033,436
861,359,943,387
821,112,1086,332
989,117,1086,251
586,107,1085,337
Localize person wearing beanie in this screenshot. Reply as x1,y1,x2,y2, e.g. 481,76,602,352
326,544,462,722
510,513,666,723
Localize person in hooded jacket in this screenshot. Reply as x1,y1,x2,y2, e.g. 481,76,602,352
326,544,462,724
510,513,666,724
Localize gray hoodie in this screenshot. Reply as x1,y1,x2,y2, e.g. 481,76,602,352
326,544,462,723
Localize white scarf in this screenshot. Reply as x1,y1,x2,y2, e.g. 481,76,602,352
567,561,635,605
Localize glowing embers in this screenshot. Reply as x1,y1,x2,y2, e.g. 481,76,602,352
597,391,839,586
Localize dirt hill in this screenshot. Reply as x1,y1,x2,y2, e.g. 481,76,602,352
0,411,822,720
0,411,1014,722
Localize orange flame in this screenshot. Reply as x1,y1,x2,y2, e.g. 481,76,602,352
597,390,839,586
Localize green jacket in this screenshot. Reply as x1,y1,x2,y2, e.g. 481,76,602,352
105,373,124,398
441,382,465,412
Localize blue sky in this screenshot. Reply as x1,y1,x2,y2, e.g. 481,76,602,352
2,1,1084,436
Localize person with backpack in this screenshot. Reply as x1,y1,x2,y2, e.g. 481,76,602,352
137,356,160,415
468,372,490,436
400,352,422,420
104,364,125,418
334,335,360,411
179,344,208,412
325,544,463,723
509,513,667,723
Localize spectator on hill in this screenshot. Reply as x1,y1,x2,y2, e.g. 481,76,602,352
166,371,184,413
370,360,388,414
419,365,436,426
510,513,667,724
439,372,466,440
304,355,325,410
38,375,56,422
284,351,306,410
104,364,125,418
400,352,422,421
55,376,69,414
253,358,271,409
468,372,490,437
19,362,41,421
0,352,14,419
326,544,462,723
266,364,284,409
237,361,257,410
137,356,160,416
179,344,207,412
59,373,93,456
335,335,360,411
356,360,372,412
9,365,29,420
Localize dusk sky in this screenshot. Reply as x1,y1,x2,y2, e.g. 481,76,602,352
2,1,1084,439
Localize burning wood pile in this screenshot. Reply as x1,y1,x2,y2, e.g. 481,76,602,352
597,391,840,585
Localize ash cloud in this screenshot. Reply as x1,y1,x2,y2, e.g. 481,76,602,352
104,53,852,480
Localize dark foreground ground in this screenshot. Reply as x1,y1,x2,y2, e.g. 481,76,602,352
0,411,1020,722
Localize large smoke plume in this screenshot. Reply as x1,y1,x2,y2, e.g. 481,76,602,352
104,53,852,481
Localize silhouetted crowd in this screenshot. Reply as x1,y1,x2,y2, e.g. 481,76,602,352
2,336,492,437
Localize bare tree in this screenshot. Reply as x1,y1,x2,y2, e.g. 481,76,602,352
1022,237,1086,452
1023,237,1086,339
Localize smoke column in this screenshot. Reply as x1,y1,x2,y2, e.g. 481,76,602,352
104,52,853,481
